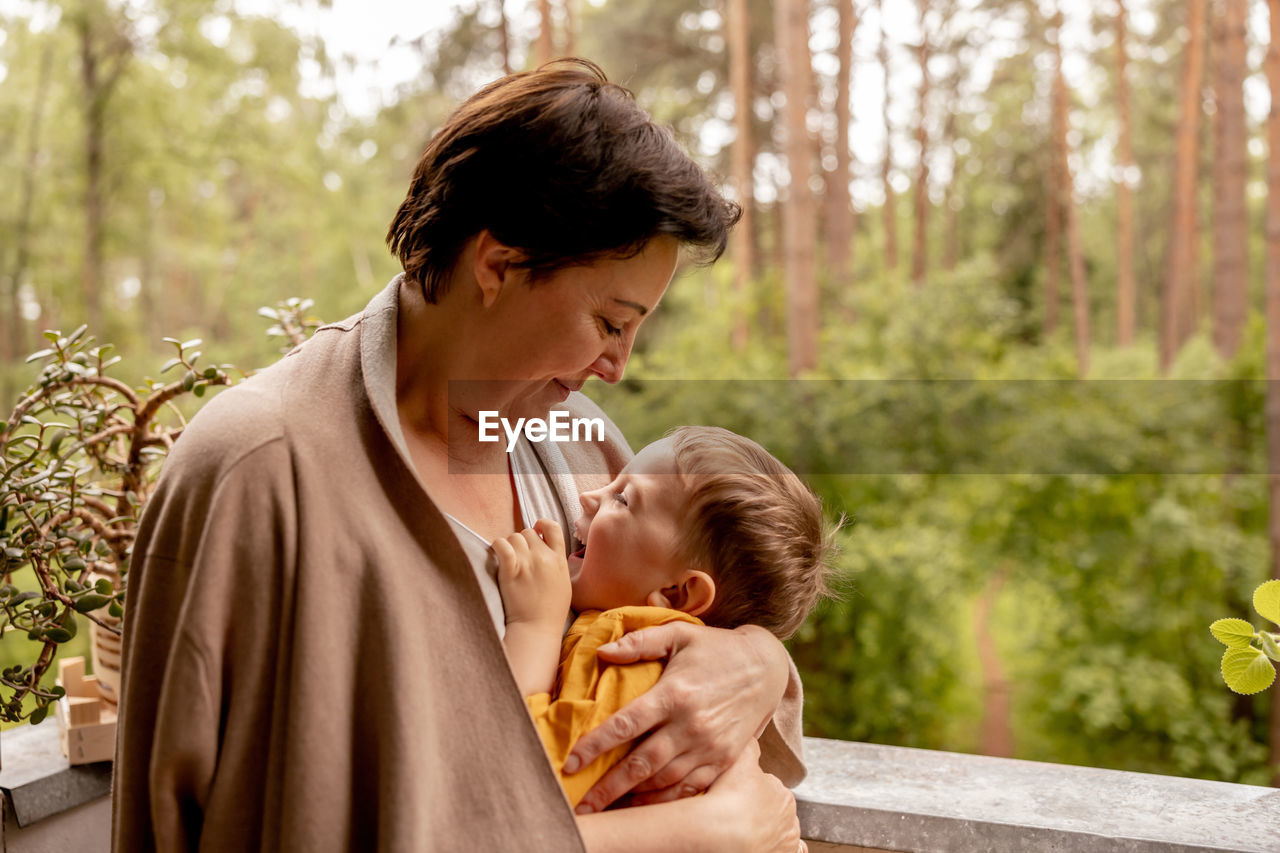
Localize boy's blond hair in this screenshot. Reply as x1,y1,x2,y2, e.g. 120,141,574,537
667,426,835,640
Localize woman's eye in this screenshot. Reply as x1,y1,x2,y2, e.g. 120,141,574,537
612,491,628,507
600,318,624,337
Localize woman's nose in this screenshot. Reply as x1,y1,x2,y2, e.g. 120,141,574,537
590,333,634,385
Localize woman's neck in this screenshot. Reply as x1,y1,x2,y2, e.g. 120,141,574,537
394,277,508,472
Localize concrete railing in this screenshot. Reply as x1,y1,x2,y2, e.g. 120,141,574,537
2,725,1277,852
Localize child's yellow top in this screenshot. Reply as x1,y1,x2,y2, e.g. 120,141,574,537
525,605,704,807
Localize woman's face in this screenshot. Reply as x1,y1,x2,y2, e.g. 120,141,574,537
473,235,680,420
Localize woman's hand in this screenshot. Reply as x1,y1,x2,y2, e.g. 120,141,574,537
575,741,806,853
567,621,790,813
704,741,805,853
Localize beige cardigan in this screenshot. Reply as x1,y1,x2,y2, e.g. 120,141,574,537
112,285,803,851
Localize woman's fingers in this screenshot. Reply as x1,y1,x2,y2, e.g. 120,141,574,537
594,622,688,665
626,763,719,806
566,679,667,781
571,704,680,813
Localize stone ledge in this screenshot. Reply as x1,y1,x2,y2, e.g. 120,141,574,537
0,723,111,828
795,737,1280,853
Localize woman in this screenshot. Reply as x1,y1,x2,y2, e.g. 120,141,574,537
114,60,806,852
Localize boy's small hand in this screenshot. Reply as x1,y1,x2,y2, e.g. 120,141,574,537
493,518,570,627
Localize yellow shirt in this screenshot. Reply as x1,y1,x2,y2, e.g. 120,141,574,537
526,606,704,807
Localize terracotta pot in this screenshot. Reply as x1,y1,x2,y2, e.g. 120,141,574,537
89,614,122,708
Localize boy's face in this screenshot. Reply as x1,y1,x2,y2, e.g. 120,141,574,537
569,437,690,612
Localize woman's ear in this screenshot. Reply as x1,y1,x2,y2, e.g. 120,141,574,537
645,571,716,617
471,230,526,308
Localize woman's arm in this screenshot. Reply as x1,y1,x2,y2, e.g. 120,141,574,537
576,742,805,853
566,621,793,814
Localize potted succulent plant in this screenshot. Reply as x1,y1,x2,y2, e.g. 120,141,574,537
0,300,318,732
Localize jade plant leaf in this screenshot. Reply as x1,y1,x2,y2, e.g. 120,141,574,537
1210,618,1256,649
1221,647,1277,695
1254,580,1280,626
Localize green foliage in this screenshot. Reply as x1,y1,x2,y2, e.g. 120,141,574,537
0,298,312,724
1211,581,1280,696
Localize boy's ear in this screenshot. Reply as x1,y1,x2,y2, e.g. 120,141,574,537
646,570,716,617
472,229,527,308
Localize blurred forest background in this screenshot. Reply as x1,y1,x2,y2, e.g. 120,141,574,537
3,0,1280,786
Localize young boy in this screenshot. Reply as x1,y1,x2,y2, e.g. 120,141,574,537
494,425,834,808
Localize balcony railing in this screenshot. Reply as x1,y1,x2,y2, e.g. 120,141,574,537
2,724,1277,852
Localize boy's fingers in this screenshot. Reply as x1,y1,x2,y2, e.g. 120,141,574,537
533,518,565,553
505,531,530,557
519,527,546,552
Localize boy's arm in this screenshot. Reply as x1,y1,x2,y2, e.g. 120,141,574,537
494,518,572,696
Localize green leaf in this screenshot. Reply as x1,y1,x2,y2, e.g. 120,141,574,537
181,338,203,350
61,556,86,571
1261,633,1280,664
30,705,48,725
68,324,88,343
108,601,122,618
42,331,59,342
160,357,182,374
72,593,111,613
1221,647,1276,695
202,366,219,379
1211,618,1256,648
94,578,112,595
193,382,207,397
43,627,73,643
1254,580,1280,626
24,349,55,363
182,371,196,392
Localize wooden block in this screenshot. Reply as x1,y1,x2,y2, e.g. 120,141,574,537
58,656,91,697
65,695,100,727
59,704,117,765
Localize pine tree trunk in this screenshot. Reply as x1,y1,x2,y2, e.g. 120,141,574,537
496,0,512,74
560,0,575,57
1263,0,1280,790
1052,13,1089,375
879,1,898,273
5,42,53,364
1044,55,1063,336
777,0,819,376
912,0,930,288
1161,0,1207,372
79,13,106,335
537,0,555,65
824,0,857,280
1115,0,1137,347
1212,0,1248,361
728,0,755,349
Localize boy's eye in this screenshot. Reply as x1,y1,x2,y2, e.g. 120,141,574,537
612,491,628,507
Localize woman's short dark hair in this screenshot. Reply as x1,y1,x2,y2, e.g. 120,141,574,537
386,58,741,302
